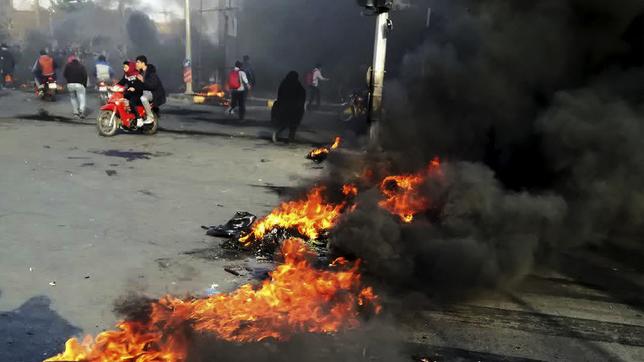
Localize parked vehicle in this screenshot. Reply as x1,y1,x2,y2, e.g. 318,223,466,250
338,90,368,122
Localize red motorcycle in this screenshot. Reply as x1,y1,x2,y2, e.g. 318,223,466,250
96,84,158,137
36,75,58,102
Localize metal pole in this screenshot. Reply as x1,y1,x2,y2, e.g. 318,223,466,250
198,0,203,86
369,10,389,143
184,0,194,94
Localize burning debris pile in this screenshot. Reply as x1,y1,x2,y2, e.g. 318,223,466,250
193,84,230,107
307,137,342,163
202,211,257,238
45,239,380,362
210,158,445,259
218,185,358,256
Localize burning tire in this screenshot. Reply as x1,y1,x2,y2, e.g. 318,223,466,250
97,110,118,137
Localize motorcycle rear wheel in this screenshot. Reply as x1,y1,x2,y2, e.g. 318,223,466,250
338,105,355,122
97,110,118,137
141,112,159,135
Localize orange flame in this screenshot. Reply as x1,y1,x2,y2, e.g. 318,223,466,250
378,157,442,223
331,136,341,150
239,185,355,247
45,238,380,362
194,84,227,104
307,137,342,159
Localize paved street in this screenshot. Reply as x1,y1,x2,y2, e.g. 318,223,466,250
0,89,643,361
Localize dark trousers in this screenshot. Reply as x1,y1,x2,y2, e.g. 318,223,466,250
308,86,320,109
231,90,248,120
275,125,298,142
125,93,143,117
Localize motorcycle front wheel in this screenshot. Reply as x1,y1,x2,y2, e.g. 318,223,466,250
97,110,118,137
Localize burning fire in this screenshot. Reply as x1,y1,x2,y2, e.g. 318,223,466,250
193,84,228,105
378,157,442,223
307,137,342,161
239,185,356,247
45,238,380,362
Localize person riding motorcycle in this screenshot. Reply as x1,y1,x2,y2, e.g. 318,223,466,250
117,61,145,128
135,55,166,124
95,55,114,83
32,49,57,90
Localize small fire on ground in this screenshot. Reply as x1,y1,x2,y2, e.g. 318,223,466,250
193,84,229,106
238,184,357,248
45,238,380,362
307,137,342,163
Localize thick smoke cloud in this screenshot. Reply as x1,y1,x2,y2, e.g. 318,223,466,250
326,0,644,297
331,161,566,297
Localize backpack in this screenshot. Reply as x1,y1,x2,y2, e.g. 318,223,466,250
228,69,241,90
305,70,314,86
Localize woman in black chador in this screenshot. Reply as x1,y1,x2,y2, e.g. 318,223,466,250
272,71,306,143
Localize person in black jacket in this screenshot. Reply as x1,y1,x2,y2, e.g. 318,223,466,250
271,71,306,143
0,43,15,89
63,56,88,118
118,61,145,127
135,55,166,124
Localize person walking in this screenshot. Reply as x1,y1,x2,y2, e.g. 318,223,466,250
0,43,15,89
63,56,88,119
306,63,329,110
271,71,306,143
227,60,250,121
242,55,256,89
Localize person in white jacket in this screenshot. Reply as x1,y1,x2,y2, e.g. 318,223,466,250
307,63,329,110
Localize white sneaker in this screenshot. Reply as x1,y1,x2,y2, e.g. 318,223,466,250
143,116,154,125
136,118,144,128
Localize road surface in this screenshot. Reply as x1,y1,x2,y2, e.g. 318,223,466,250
0,89,642,362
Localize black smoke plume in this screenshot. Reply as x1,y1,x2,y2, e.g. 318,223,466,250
326,0,644,297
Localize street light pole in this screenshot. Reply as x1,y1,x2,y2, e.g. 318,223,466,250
368,9,390,144
184,0,194,94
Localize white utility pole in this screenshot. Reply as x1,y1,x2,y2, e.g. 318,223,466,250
369,9,390,143
184,0,194,94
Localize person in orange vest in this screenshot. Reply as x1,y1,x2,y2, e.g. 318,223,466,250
32,49,57,89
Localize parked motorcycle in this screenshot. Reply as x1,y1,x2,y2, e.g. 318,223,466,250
36,76,58,102
96,84,158,137
338,90,368,122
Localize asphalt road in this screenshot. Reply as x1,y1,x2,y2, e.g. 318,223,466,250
0,89,643,362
